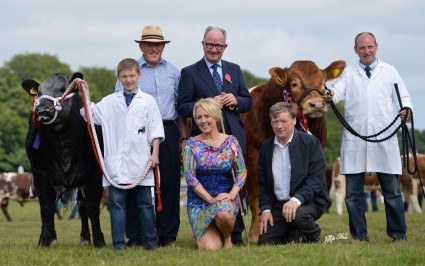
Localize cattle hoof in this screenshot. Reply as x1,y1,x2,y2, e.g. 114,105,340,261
93,239,106,248
38,237,58,247
80,237,91,246
248,236,258,244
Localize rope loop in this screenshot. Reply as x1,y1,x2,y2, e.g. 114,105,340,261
329,102,417,175
328,83,423,196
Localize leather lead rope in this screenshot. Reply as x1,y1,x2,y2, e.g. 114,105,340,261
328,83,423,195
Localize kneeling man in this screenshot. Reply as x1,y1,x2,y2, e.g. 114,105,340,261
258,102,329,245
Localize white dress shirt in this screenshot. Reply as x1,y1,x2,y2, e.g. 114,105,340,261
272,135,292,201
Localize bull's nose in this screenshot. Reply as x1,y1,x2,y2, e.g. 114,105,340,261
36,106,43,113
309,101,325,108
36,105,53,112
35,105,54,119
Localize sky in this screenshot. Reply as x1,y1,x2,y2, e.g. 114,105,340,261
1,0,425,130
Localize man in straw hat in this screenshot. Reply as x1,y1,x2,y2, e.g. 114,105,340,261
115,25,187,247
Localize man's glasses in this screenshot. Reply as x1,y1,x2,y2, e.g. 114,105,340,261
204,42,226,50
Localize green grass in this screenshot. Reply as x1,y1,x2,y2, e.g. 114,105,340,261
0,200,424,266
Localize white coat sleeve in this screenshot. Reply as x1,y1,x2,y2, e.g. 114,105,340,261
146,99,165,144
330,70,348,104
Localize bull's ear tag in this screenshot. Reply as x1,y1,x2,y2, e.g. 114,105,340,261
29,87,38,95
332,69,339,78
278,76,284,84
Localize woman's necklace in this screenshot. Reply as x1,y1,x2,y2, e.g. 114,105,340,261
204,134,220,144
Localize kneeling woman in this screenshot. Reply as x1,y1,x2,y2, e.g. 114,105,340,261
182,98,247,250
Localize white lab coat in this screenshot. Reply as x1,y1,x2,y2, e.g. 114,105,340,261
81,89,164,186
331,60,412,175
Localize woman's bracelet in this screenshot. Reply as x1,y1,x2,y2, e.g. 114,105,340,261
209,197,214,204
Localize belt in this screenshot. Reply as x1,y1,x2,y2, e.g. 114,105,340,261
162,120,175,126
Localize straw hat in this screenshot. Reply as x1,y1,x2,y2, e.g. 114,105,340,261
134,26,171,43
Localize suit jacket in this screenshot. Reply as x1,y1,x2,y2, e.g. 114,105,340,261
258,129,330,212
177,58,252,154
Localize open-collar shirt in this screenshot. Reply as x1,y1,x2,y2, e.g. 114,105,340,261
272,132,294,201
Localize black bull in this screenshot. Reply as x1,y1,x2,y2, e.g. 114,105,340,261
22,73,105,247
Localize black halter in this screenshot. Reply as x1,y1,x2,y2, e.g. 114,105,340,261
294,87,324,105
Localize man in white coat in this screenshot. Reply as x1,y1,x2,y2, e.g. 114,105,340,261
327,32,411,242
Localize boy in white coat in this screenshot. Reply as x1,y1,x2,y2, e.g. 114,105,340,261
82,58,164,250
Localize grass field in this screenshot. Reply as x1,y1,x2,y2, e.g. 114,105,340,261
0,199,424,266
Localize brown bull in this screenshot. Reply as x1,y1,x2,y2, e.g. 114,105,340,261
241,60,346,243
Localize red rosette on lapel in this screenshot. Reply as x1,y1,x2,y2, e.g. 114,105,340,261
225,73,232,84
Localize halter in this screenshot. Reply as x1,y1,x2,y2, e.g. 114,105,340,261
30,77,162,210
282,86,325,134
32,81,77,125
293,87,324,105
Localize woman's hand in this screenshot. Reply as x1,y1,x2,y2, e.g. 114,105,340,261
215,192,233,202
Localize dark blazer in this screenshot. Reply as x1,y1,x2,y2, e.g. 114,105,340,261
258,129,330,212
177,58,252,154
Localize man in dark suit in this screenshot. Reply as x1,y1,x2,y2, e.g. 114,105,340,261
177,26,252,244
257,102,329,245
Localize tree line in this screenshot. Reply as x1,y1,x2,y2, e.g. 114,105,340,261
0,53,423,172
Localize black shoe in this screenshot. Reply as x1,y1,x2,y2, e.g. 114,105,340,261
231,234,244,245
143,244,159,250
306,237,321,243
159,238,176,247
288,229,303,243
127,240,142,247
288,229,320,244
113,243,128,250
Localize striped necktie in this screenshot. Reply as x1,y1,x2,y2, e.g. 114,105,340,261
211,64,223,92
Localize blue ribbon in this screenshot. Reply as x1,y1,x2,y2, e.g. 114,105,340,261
33,128,41,149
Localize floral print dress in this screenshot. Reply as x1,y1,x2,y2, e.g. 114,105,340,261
183,135,247,239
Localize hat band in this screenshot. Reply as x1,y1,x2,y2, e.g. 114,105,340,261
141,34,164,40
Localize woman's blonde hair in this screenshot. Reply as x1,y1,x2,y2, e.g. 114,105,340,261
193,98,225,133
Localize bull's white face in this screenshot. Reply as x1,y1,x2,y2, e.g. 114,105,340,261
34,74,74,126
0,172,18,199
